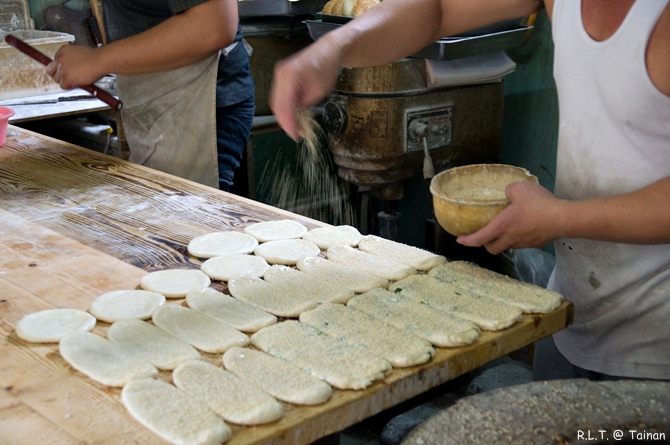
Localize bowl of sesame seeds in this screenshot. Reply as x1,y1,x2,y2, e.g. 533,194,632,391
430,163,538,236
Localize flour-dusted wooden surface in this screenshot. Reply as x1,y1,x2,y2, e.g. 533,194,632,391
0,125,323,271
0,126,573,444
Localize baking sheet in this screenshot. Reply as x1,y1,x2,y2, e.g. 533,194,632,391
304,18,533,60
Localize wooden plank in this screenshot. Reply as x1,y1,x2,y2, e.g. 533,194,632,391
0,210,147,310
0,211,573,444
0,214,167,444
0,388,81,445
1,126,324,270
224,302,573,445
89,0,106,45
0,330,166,445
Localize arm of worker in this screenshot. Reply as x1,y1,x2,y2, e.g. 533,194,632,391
270,0,544,139
456,176,670,255
47,0,238,89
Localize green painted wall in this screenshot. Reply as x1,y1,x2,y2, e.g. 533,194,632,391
500,11,558,191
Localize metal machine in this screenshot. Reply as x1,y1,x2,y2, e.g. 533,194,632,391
323,60,505,201
306,17,532,239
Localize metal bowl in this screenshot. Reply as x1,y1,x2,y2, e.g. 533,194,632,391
430,164,538,236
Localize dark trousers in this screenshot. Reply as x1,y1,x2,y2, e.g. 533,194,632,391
216,96,255,192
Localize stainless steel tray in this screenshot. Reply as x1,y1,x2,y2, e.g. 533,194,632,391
304,19,533,60
238,0,329,17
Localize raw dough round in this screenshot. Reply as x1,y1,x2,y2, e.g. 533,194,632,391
89,290,166,323
59,331,158,387
122,378,232,445
223,347,332,406
201,253,269,281
185,287,277,333
254,239,320,265
243,219,308,242
301,225,363,249
152,305,249,353
140,269,211,298
173,360,284,425
187,231,259,259
16,308,96,343
107,319,201,370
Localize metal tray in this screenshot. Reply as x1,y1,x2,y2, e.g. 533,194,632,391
304,19,533,60
238,0,329,17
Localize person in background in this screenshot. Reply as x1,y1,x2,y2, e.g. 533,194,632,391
270,0,670,381
47,0,255,192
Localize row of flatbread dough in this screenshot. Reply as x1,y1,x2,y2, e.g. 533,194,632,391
14,219,561,444
186,222,560,327
189,219,447,280
16,292,337,444
186,220,453,319
59,326,333,444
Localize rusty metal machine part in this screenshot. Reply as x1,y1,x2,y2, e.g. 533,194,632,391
322,59,503,201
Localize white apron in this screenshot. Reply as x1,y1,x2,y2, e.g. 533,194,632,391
117,53,220,187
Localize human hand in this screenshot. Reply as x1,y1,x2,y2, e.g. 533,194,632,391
270,39,342,140
456,181,565,255
46,45,105,90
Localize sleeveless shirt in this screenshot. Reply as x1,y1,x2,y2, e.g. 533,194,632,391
550,0,670,379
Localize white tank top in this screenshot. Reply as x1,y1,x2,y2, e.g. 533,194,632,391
550,0,670,379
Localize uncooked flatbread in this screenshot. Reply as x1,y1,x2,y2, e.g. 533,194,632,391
300,303,434,368
296,256,389,293
122,378,232,445
59,331,158,387
185,287,277,332
326,244,417,281
357,235,447,271
390,275,522,331
228,276,319,318
223,347,332,406
253,239,320,265
251,320,392,390
187,231,259,259
301,225,363,249
106,319,201,370
173,360,284,425
262,265,355,304
429,261,563,313
88,290,166,323
15,308,96,343
348,288,480,347
200,253,269,281
243,219,308,242
152,305,249,354
140,269,211,298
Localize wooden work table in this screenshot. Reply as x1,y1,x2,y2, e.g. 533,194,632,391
0,125,573,444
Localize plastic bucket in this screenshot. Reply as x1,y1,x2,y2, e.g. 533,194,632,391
0,106,15,146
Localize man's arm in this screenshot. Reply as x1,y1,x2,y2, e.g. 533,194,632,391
48,0,238,89
270,0,543,139
457,176,670,255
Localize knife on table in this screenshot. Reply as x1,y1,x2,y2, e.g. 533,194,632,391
0,95,101,106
